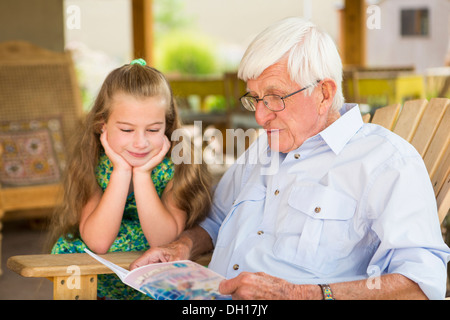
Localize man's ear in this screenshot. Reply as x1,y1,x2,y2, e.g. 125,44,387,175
318,79,337,115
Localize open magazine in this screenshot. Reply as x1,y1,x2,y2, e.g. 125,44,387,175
84,248,231,300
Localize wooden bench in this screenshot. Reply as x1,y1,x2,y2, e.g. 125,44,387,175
7,98,450,300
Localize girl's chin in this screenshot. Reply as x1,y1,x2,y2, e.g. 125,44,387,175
129,158,149,167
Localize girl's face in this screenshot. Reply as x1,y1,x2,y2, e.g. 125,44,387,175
104,92,167,167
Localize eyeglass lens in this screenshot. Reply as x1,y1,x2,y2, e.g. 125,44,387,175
241,95,284,111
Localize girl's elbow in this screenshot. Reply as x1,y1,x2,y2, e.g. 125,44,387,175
91,245,110,255
80,232,111,254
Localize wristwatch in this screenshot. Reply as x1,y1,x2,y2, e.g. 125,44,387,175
318,284,335,300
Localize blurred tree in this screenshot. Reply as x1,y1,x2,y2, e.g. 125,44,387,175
153,0,193,39
156,31,217,75
153,0,219,76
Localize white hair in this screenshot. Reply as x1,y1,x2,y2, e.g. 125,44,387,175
238,17,344,111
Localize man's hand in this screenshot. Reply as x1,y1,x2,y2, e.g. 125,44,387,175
219,272,321,300
130,238,191,270
130,226,214,270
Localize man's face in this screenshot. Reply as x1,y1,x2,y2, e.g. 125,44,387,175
246,60,326,153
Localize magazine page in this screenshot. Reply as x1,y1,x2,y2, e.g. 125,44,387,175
84,248,231,300
124,260,231,300
84,248,129,281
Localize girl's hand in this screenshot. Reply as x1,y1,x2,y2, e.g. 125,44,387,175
100,128,132,173
133,135,171,174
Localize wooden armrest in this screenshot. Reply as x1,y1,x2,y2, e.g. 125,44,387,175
7,251,143,278
7,251,142,300
7,251,213,278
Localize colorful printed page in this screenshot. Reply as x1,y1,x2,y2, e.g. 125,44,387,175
84,249,231,300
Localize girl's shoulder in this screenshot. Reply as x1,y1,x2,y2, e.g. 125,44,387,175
95,152,112,174
152,157,174,178
97,151,110,165
157,156,173,170
151,157,174,195
95,152,112,189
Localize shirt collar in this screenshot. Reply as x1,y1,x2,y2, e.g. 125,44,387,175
259,103,364,158
318,103,363,155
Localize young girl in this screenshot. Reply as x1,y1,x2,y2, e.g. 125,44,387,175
48,59,212,299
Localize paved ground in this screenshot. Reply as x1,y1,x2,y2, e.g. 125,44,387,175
0,219,53,300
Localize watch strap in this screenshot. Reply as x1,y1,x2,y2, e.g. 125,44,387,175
318,284,334,300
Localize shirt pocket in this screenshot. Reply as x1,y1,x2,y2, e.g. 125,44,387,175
273,183,357,275
215,183,266,248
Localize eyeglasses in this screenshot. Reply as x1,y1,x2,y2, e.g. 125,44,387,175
240,82,318,112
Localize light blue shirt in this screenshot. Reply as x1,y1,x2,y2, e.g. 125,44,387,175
200,104,450,299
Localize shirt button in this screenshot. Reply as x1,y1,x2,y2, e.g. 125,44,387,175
274,189,280,196
233,264,239,270
257,230,264,235
294,153,300,159
314,207,321,213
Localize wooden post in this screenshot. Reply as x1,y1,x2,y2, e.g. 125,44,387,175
132,0,153,64
0,208,3,277
340,0,366,67
53,275,98,300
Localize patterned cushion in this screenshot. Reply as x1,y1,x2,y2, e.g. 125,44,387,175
0,118,65,187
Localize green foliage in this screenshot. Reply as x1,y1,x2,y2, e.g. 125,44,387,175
153,0,220,76
205,95,227,111
155,31,219,76
153,0,192,38
152,0,225,111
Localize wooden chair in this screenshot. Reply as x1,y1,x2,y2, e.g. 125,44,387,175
7,98,449,299
169,75,230,129
0,41,83,276
364,98,449,223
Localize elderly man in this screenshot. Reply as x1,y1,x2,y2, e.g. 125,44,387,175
132,17,450,299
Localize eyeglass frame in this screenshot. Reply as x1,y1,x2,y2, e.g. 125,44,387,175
239,80,321,112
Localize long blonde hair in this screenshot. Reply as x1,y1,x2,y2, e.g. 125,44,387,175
47,63,212,250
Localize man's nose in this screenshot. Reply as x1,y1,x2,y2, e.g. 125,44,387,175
254,100,276,126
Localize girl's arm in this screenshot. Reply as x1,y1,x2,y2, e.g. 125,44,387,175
79,169,131,253
79,131,132,254
134,177,187,246
133,136,187,246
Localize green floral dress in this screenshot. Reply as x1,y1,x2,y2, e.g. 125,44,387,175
51,152,174,300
